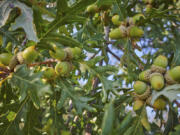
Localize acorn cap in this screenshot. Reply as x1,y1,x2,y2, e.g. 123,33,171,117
17,52,25,64
151,65,166,74
139,69,151,82
9,55,19,71
133,85,151,100
165,71,178,85
64,48,73,60
127,26,144,38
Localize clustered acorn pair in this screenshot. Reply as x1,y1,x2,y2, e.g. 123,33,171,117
133,55,180,111
43,44,81,80
0,46,38,70
109,14,144,40
0,44,82,80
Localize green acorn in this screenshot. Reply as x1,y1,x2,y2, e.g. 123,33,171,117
42,67,56,80
71,47,82,59
133,81,151,100
165,71,178,85
49,45,67,61
109,26,126,39
139,69,151,82
64,47,81,60
22,46,38,64
128,26,144,38
0,53,13,66
86,4,98,13
112,15,121,26
55,61,72,76
154,55,168,68
133,99,144,111
134,81,147,95
168,66,180,82
150,73,164,91
134,86,151,100
153,97,166,110
151,55,168,74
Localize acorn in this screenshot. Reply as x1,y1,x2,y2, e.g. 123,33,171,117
165,71,178,85
133,99,144,111
22,46,38,64
49,45,67,61
55,61,72,76
153,97,166,110
150,73,164,91
128,26,144,38
151,55,168,74
71,47,82,59
139,69,151,82
112,15,121,26
86,4,98,13
133,81,151,100
0,53,13,66
42,67,56,80
64,47,81,60
168,66,180,82
109,26,126,39
134,86,151,100
134,81,147,95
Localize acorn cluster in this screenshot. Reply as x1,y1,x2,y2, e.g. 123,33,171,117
0,45,39,70
133,55,180,111
109,14,144,40
46,44,82,80
0,44,82,81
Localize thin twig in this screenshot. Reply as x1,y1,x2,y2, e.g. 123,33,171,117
28,59,57,67
107,48,120,61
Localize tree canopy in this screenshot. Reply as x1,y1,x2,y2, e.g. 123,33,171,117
0,0,180,135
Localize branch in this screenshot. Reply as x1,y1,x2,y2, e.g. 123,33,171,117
107,48,120,61
28,59,57,67
0,66,11,79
